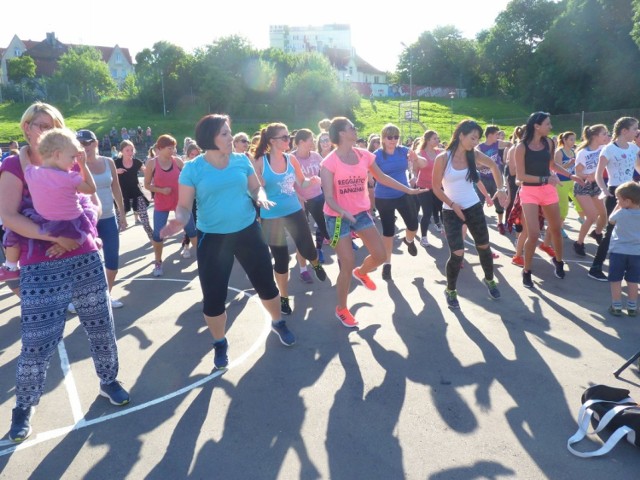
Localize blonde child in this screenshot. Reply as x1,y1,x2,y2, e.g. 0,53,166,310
0,128,98,281
607,181,640,316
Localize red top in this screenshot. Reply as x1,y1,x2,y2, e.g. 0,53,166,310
152,157,180,211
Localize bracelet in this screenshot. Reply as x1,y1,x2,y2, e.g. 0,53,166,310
539,176,548,185
497,186,507,193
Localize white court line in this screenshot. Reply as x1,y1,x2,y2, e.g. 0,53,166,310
0,282,270,456
57,340,84,424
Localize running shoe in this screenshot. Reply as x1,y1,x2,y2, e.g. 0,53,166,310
336,306,359,328
435,223,443,233
110,298,124,309
280,296,292,315
483,278,501,300
588,268,607,282
212,338,229,369
0,265,19,281
99,381,130,406
420,236,430,247
299,270,313,284
9,406,34,443
152,261,163,277
589,230,603,245
444,289,460,309
538,243,556,258
382,263,391,280
608,305,623,317
561,228,569,239
403,237,418,256
271,320,296,346
352,267,376,290
511,255,524,267
311,263,327,282
491,251,500,259
522,270,534,289
497,223,506,235
628,308,637,317
181,247,192,259
552,257,565,279
573,241,586,256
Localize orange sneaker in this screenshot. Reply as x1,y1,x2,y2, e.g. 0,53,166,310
335,307,358,328
352,267,377,290
538,243,556,258
511,255,525,267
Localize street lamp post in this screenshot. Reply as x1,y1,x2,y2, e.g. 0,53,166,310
160,70,167,117
400,42,413,139
449,90,456,136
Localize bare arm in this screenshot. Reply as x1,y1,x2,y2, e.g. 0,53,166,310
595,154,610,194
76,152,97,195
159,184,195,238
369,162,418,195
107,158,127,229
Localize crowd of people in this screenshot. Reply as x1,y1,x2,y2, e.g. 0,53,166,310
1,101,639,443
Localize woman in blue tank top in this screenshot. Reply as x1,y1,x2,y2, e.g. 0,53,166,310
253,123,328,317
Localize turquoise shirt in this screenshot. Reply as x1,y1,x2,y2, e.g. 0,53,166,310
259,154,302,219
180,153,256,234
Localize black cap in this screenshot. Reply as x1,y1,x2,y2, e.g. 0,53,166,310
76,129,97,143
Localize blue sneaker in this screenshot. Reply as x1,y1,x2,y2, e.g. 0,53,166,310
271,320,296,346
317,248,325,264
444,289,460,309
9,406,34,443
99,381,130,406
483,278,501,300
213,338,229,369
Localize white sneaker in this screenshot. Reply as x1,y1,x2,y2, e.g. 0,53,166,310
181,247,191,259
110,298,124,309
434,223,443,233
67,303,76,314
152,262,163,277
420,236,430,247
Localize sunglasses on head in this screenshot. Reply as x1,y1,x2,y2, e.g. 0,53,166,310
386,135,400,141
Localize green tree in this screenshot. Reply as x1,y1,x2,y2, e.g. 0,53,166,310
476,0,562,95
135,41,193,113
525,0,640,111
7,55,36,83
397,26,480,92
51,46,117,101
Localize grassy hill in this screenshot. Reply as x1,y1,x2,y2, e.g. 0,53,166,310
0,97,544,148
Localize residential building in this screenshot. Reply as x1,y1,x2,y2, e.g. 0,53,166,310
0,32,134,86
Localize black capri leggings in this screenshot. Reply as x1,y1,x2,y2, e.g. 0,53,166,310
197,222,279,317
375,194,419,237
304,193,330,247
261,209,318,274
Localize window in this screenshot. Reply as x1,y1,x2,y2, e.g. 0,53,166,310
14,48,21,56
111,69,117,78
374,76,379,84
116,53,122,63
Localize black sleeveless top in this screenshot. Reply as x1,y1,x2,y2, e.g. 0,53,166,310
522,140,551,186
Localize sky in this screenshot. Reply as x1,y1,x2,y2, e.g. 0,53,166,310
1,0,512,72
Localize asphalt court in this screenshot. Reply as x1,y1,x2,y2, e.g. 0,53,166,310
1,210,640,478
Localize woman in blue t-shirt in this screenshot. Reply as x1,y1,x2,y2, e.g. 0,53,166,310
374,123,426,281
160,114,297,369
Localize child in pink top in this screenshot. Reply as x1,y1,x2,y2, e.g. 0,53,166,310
0,128,98,281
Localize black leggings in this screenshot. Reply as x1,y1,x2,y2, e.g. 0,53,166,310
375,194,419,237
416,190,442,237
304,193,329,249
261,209,318,274
592,186,617,269
197,222,279,317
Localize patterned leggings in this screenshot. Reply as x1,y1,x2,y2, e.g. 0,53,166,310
133,195,153,240
16,252,120,408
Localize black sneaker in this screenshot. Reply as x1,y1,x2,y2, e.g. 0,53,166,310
609,305,623,317
280,296,292,315
99,381,130,406
588,269,608,282
382,263,391,280
552,258,565,279
311,263,327,282
271,320,296,346
522,270,534,289
483,278,501,300
444,289,460,309
403,238,418,256
9,406,34,443
573,241,586,257
213,338,229,369
589,230,603,245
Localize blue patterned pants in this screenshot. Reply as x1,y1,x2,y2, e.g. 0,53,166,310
16,252,120,408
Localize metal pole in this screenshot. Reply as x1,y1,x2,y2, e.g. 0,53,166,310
161,71,166,117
